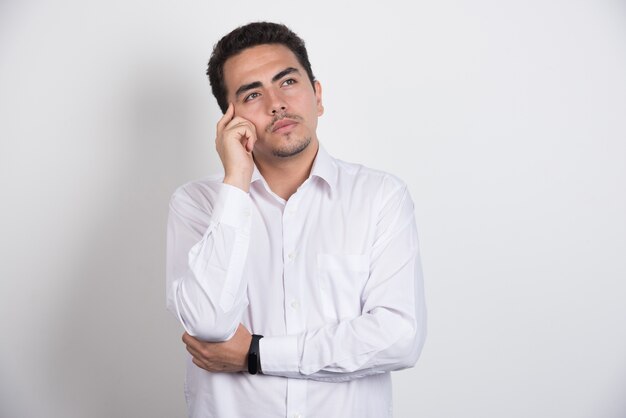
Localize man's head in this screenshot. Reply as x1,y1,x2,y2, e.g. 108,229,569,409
207,22,317,114
207,22,324,161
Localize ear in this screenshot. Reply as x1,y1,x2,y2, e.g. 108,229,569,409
314,80,324,116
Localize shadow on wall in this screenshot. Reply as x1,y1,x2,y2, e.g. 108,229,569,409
42,58,215,418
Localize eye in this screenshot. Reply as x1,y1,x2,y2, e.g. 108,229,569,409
244,92,260,102
282,78,297,86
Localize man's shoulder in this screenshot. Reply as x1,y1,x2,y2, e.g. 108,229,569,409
329,156,415,218
332,156,408,194
169,174,225,210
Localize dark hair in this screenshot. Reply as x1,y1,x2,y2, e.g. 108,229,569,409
207,22,316,113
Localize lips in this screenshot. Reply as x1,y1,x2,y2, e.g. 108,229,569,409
272,119,298,132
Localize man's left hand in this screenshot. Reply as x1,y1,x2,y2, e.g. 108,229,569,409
182,324,252,373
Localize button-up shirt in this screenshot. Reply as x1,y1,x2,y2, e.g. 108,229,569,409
166,143,426,418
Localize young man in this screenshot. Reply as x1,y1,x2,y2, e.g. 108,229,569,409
166,22,426,418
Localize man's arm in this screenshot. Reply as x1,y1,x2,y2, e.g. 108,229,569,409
184,182,427,381
166,182,252,341
166,103,258,341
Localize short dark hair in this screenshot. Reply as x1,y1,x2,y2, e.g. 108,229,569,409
207,22,316,113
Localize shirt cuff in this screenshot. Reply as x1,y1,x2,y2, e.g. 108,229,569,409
211,183,252,229
259,335,300,374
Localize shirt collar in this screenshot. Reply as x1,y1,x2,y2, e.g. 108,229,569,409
309,142,338,191
250,141,338,191
251,164,263,184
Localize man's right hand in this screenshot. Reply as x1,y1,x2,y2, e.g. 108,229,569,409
216,102,257,193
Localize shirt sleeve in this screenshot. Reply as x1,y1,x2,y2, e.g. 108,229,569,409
259,184,427,381
165,182,252,342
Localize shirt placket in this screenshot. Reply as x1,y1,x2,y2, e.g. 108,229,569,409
282,195,307,418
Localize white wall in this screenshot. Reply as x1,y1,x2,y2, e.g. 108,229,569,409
1,1,625,417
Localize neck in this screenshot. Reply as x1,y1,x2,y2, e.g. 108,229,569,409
254,139,319,201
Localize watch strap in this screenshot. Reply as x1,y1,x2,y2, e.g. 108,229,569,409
247,334,263,375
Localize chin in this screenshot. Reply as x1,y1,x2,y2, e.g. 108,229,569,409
271,136,311,158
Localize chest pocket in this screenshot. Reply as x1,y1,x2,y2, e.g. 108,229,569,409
317,254,370,322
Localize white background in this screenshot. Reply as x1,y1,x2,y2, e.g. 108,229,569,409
1,1,625,417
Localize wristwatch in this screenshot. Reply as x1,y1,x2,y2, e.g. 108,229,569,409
247,334,263,375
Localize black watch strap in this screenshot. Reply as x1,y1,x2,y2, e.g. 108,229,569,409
247,334,263,375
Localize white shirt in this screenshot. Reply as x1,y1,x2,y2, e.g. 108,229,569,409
166,143,426,418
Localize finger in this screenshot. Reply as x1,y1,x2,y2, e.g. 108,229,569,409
222,119,254,145
193,357,217,373
245,126,257,152
225,121,257,152
225,117,254,131
185,345,203,360
229,124,257,152
183,340,198,355
182,332,195,346
182,333,203,352
192,357,207,370
216,102,235,133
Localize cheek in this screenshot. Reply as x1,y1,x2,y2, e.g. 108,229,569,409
285,94,310,113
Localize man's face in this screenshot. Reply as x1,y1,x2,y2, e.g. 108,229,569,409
223,44,323,160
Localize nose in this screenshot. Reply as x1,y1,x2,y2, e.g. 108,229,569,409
267,89,287,115
271,106,286,115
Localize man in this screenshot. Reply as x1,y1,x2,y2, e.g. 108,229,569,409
166,22,426,418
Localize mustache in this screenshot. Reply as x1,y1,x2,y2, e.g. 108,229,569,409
265,113,303,133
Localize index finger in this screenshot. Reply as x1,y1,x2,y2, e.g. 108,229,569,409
216,103,234,132
182,332,199,347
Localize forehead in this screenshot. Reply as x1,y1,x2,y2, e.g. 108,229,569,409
223,44,303,94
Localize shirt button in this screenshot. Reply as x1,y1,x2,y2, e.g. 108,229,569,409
293,414,302,418
288,252,296,260
290,300,300,309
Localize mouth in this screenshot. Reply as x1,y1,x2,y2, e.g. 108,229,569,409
272,118,298,133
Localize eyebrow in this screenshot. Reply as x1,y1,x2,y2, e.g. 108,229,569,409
234,67,301,99
272,67,300,83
